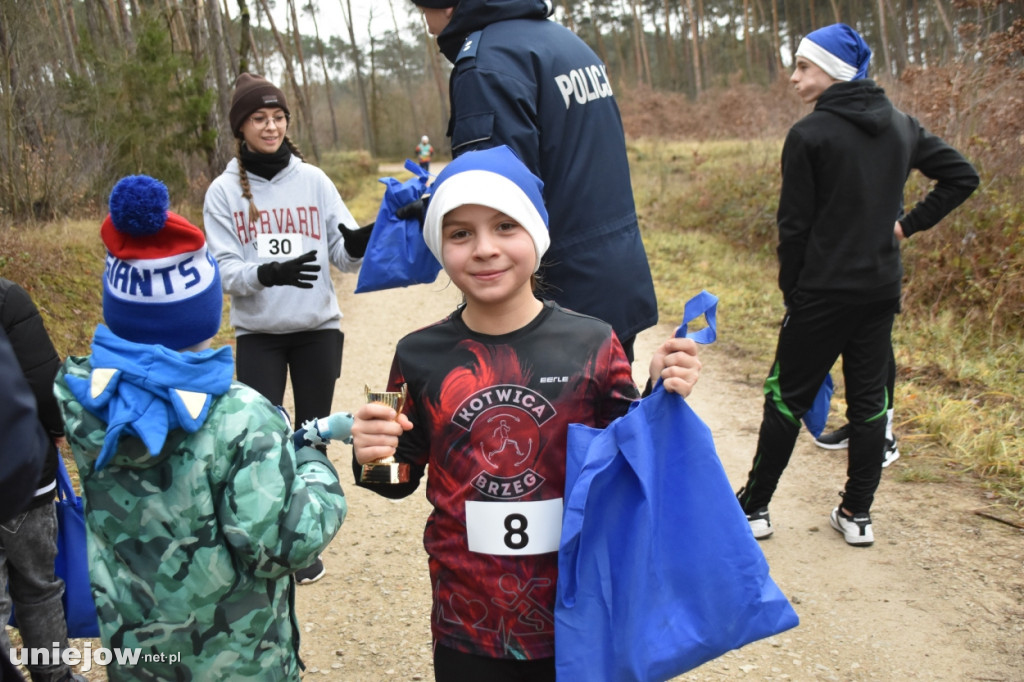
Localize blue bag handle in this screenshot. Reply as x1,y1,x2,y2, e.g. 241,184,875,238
649,289,718,393
560,290,717,606
404,158,430,181
674,289,718,344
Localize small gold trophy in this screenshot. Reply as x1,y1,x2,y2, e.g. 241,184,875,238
359,383,411,484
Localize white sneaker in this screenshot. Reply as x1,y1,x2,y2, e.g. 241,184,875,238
746,507,773,540
882,438,900,468
830,507,874,546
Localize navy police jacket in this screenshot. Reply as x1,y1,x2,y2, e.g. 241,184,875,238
436,0,658,343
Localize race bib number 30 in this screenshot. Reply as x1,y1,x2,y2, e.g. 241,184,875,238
257,234,302,259
465,498,562,556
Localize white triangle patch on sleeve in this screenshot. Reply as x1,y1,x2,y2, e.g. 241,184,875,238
90,368,118,399
174,389,209,420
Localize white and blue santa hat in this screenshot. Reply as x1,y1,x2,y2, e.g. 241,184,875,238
795,23,872,81
101,175,223,350
423,145,549,272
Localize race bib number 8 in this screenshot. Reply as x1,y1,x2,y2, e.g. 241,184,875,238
465,498,562,556
257,234,302,259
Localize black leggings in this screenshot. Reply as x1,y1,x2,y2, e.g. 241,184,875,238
235,329,343,429
433,643,554,682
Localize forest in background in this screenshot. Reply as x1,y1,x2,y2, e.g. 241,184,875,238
1,0,1022,217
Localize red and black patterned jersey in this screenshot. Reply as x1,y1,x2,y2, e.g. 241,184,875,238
362,300,638,660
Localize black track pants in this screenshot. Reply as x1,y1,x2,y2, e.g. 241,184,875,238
738,295,899,514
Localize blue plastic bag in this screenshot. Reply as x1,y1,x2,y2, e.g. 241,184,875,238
354,160,442,293
556,291,798,682
803,373,834,438
54,456,100,638
8,455,100,639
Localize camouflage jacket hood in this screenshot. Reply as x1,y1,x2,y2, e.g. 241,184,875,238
62,324,234,470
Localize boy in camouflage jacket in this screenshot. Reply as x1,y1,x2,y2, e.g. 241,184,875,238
54,175,347,681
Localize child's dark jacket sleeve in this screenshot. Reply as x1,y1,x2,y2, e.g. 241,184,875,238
0,328,47,522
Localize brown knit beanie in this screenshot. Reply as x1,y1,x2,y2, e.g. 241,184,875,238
229,73,290,138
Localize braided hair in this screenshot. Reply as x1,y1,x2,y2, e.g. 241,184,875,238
235,136,306,225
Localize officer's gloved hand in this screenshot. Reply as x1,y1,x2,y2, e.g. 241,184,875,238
395,199,426,225
338,223,374,259
257,250,320,288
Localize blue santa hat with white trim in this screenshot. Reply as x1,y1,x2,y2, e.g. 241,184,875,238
101,175,223,350
423,145,549,272
795,23,872,81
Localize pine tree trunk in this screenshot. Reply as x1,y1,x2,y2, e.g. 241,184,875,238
631,0,652,87
235,0,252,74
875,0,891,77
685,0,702,92
743,0,753,78
423,17,449,147
663,0,677,86
287,0,316,151
769,0,782,78
386,0,422,147
51,0,80,76
308,8,340,149
204,0,234,173
590,1,609,68
828,0,841,23
342,0,375,155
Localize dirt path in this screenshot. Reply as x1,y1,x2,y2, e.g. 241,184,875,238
295,269,1024,681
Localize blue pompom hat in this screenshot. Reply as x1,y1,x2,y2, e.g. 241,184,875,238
796,23,872,81
422,145,549,272
101,175,223,350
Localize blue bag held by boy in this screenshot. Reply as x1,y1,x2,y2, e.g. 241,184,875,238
8,454,100,639
355,159,442,293
556,291,798,682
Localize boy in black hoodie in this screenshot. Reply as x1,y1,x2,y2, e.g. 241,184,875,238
735,24,979,546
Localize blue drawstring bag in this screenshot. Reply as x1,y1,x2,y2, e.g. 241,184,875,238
8,454,100,638
803,373,834,438
556,291,798,682
354,160,442,293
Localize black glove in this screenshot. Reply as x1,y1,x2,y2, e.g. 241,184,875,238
395,198,426,224
338,222,374,259
257,250,320,288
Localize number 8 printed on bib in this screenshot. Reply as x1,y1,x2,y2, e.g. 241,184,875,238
466,498,563,555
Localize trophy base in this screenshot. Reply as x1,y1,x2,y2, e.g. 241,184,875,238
359,461,411,485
